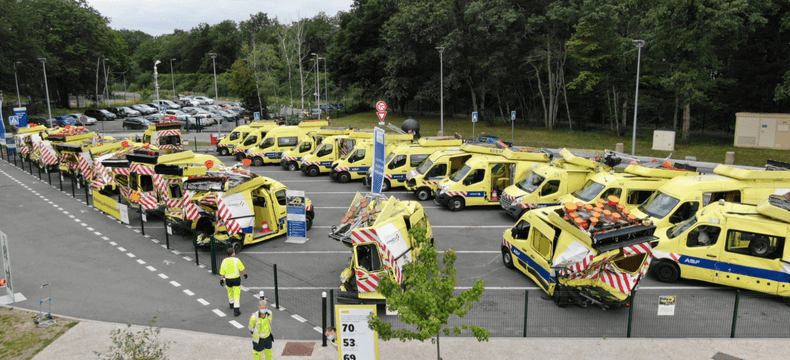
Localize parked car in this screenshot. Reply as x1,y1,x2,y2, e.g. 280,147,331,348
179,98,201,107
106,107,124,118
319,104,337,112
130,104,157,115
123,117,155,130
199,105,220,111
118,107,141,117
84,108,117,121
193,96,214,105
180,107,207,116
308,108,325,116
152,99,181,110
66,113,97,125
192,113,218,127
29,116,57,128
55,115,77,126
146,103,161,111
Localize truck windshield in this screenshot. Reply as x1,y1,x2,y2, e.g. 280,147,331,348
516,171,545,193
571,180,605,202
416,159,434,175
298,141,311,153
228,131,241,141
450,165,471,182
259,137,275,149
666,216,698,239
384,153,396,165
639,191,680,219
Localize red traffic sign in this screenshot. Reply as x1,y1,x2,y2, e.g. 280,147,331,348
376,111,387,123
376,101,387,112
79,115,89,124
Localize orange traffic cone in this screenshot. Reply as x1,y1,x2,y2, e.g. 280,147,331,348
491,190,499,201
262,221,270,233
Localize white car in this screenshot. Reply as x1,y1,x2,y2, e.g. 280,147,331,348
193,96,214,105
152,99,181,110
66,113,97,125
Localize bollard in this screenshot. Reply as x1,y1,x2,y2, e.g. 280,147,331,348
71,174,76,197
627,290,636,338
725,151,735,164
194,136,198,152
140,210,146,236
329,289,335,327
616,143,624,153
273,264,280,309
322,292,327,347
730,290,741,338
13,152,17,167
85,182,90,206
47,168,52,185
164,217,171,250
37,163,42,180
210,237,217,274
29,158,32,173
58,168,63,191
523,290,529,337
193,231,199,266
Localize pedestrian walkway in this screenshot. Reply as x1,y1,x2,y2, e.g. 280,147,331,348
31,316,787,360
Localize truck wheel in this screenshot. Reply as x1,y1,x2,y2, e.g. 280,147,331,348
306,215,313,231
307,166,320,177
783,297,790,306
337,172,351,183
749,237,773,257
553,286,568,308
235,153,245,161
381,179,391,192
502,247,514,269
231,241,243,254
288,162,299,172
449,196,465,211
416,187,431,201
219,147,229,156
652,261,680,283
252,157,264,167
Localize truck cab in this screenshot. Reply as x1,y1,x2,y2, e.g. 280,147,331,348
216,124,254,156
230,121,284,159
13,125,49,160
630,163,790,230
434,147,551,211
142,122,183,154
246,120,330,165
281,127,354,171
329,192,433,304
330,134,414,183
502,198,657,309
364,137,463,191
500,149,614,218
301,133,362,176
651,193,790,301
182,172,315,253
36,127,96,172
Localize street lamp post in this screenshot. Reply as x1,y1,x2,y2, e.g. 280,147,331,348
435,46,445,136
170,58,177,99
311,53,319,112
631,40,645,156
208,53,218,101
319,57,328,112
154,60,162,115
37,58,52,120
13,61,21,107
102,58,109,106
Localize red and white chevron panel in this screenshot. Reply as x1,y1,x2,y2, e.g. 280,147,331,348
182,191,201,220
283,156,297,161
349,228,403,286
560,242,653,295
91,160,114,190
335,167,349,172
138,192,158,210
355,271,380,293
200,193,218,205
113,167,131,176
78,151,93,180
40,142,59,165
157,130,181,137
303,161,320,166
158,144,183,150
216,198,240,235
130,163,155,175
446,191,467,197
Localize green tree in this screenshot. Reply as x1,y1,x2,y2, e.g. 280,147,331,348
227,58,267,117
368,227,488,360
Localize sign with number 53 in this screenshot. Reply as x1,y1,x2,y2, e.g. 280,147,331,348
335,304,379,360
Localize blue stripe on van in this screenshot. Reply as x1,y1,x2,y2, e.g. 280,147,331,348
509,244,554,284
678,255,790,283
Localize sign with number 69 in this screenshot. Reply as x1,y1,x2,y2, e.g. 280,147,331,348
335,304,378,360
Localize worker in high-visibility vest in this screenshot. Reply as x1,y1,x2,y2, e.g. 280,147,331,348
249,299,274,360
219,248,247,316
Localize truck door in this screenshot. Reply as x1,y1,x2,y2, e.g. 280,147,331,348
718,229,783,294
252,190,278,236
489,163,509,202
462,168,487,204
273,189,288,230
537,180,562,204
676,224,721,283
526,221,556,292
353,242,387,293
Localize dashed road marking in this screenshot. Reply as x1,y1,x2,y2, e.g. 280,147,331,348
158,273,169,279
117,247,126,252
146,266,157,271
80,223,87,227
197,298,210,306
126,253,135,258
291,315,307,323
136,259,146,264
230,320,244,329
87,227,94,231
102,236,110,241
183,289,195,296
109,241,117,246
94,232,102,236
313,326,322,333
212,309,226,317
183,257,192,261
170,281,181,287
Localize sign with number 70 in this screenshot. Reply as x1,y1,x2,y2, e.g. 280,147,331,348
335,304,379,360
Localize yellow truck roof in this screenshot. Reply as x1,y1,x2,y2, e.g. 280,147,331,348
714,164,790,181
559,149,610,170
229,125,253,133
503,147,551,162
623,164,699,178
417,137,463,147
298,120,330,128
248,121,280,129
16,125,48,134
756,193,790,224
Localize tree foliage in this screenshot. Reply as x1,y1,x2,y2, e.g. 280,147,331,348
368,227,488,359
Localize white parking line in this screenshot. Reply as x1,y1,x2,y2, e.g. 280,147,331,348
117,247,126,252
136,259,146,264
94,232,102,236
313,327,322,333
109,242,117,246
158,273,169,279
229,320,244,329
146,266,157,271
184,289,195,296
126,253,136,258
102,236,110,241
170,281,181,287
213,309,227,317
291,315,307,323
197,298,209,305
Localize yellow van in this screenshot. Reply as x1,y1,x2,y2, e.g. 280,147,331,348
363,137,463,191
502,200,657,309
247,121,331,166
281,127,355,171
231,121,284,160
630,164,790,229
404,143,510,201
330,134,414,183
216,124,253,156
651,193,790,301
434,147,551,211
301,133,364,176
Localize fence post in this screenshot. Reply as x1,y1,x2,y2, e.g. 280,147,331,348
71,174,76,197
58,168,63,191
523,290,528,338
194,136,198,152
322,292,327,347
37,162,41,180
47,167,51,185
13,151,17,167
28,158,32,173
84,181,90,205
193,230,199,266
330,289,335,327
730,290,741,338
164,217,170,249
210,237,217,274
140,210,146,236
627,290,637,338
273,264,280,309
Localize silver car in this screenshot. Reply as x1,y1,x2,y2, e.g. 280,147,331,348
66,113,97,125
193,96,214,105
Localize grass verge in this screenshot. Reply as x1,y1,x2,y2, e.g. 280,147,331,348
0,307,78,360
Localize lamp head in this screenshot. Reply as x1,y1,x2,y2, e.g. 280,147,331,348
171,58,176,61
155,60,161,66
633,40,645,48
37,57,46,63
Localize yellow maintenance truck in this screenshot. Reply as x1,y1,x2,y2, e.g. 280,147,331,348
363,137,464,191
329,134,414,183
235,120,328,161
300,132,364,176
434,147,551,211
140,121,184,154
502,198,657,309
329,192,433,304
181,170,315,253
13,125,49,161
280,127,356,171
35,126,98,172
245,121,332,165
650,192,790,302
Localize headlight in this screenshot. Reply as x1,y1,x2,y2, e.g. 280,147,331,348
513,196,524,203
439,186,448,195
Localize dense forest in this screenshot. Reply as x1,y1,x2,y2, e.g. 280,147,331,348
3,0,790,141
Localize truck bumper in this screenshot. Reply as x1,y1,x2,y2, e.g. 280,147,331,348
503,204,524,218
434,193,451,207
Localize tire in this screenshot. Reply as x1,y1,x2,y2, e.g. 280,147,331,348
252,157,264,167
288,162,298,172
749,237,773,257
449,196,465,211
231,241,243,254
381,179,391,192
235,153,245,162
337,172,351,183
502,247,514,269
652,261,680,283
307,166,320,177
416,187,431,201
219,147,229,156
306,215,313,231
553,286,568,308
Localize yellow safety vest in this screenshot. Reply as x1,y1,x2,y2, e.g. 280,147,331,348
248,310,272,341
220,257,244,279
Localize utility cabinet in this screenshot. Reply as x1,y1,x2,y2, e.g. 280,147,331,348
735,112,790,149
652,130,676,151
